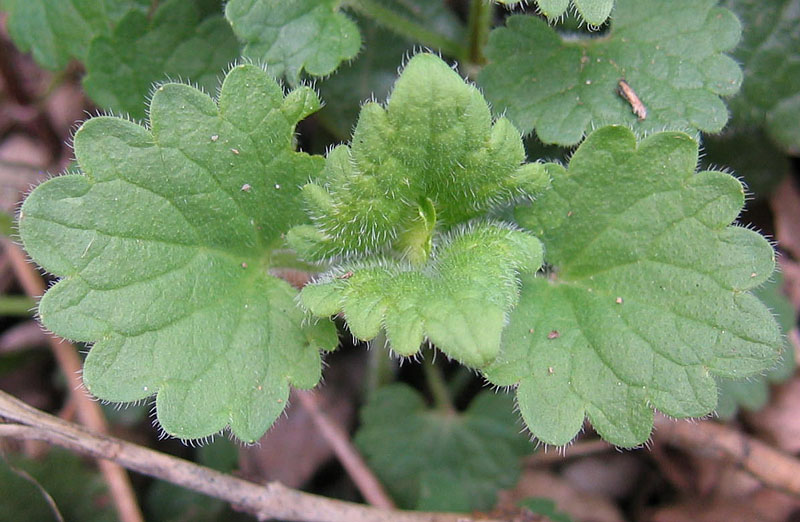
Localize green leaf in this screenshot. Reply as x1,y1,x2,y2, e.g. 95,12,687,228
716,272,797,419
478,0,743,145
82,0,240,120
317,0,464,139
290,53,549,261
147,439,242,522
486,125,782,447
520,498,574,522
2,0,149,70
0,449,115,522
18,64,338,442
722,0,800,154
522,0,615,26
355,383,531,512
301,223,542,367
225,0,361,83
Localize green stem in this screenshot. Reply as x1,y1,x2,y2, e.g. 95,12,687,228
343,0,470,62
147,0,159,20
423,352,455,413
466,0,492,65
0,296,36,316
366,331,395,396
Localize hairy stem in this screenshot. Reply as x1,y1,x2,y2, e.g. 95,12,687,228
423,352,455,414
343,0,469,62
0,295,35,316
366,331,396,395
467,0,492,64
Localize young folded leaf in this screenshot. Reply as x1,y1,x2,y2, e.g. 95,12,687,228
301,224,543,367
479,0,743,145
486,125,782,447
18,65,338,443
290,53,549,261
525,0,615,26
295,53,548,366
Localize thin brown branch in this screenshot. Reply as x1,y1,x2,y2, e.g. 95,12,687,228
1,238,144,522
294,389,396,509
0,390,501,522
653,414,800,497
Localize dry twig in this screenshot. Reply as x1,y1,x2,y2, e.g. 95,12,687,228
294,389,396,509
0,389,500,522
653,414,800,497
1,238,144,522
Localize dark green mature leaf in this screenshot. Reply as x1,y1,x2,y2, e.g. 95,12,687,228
19,65,338,442
147,439,242,522
716,272,796,419
2,0,149,70
0,449,115,522
722,0,800,154
291,53,549,261
301,224,542,367
355,384,530,512
317,0,465,139
520,498,574,522
225,0,361,83
478,0,743,145
486,125,781,447
82,0,239,120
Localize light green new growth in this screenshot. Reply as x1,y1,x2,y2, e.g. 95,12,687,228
225,0,361,83
723,0,800,154
486,125,781,447
355,384,530,512
290,53,549,261
19,65,338,442
478,0,743,145
517,0,615,26
296,53,547,366
2,0,149,70
301,223,542,367
83,0,240,120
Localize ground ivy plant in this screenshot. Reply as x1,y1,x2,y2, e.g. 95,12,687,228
5,0,796,513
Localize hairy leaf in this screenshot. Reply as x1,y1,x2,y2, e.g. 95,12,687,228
301,224,542,366
486,125,782,447
525,0,615,26
716,272,796,419
225,0,361,82
722,0,800,154
83,0,239,120
290,53,549,261
478,0,743,145
19,65,338,442
355,384,530,511
318,0,465,139
2,0,149,70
